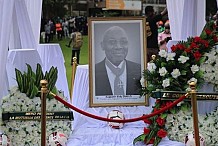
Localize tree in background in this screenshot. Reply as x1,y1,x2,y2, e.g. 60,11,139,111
42,0,68,20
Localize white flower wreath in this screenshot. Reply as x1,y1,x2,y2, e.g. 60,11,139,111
0,86,72,145
200,46,218,91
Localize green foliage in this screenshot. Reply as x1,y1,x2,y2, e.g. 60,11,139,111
15,63,58,99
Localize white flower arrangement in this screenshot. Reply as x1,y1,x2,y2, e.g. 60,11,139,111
165,107,218,145
200,46,218,91
0,86,72,145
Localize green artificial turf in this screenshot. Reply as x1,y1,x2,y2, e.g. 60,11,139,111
50,35,89,91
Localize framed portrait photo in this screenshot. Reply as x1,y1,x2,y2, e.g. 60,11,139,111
89,17,147,107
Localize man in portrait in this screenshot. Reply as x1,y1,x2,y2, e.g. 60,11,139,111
95,26,141,96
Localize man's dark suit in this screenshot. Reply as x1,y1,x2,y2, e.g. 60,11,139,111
95,58,141,96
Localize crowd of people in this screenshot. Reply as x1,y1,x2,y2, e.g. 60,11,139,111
41,16,88,43
40,6,172,65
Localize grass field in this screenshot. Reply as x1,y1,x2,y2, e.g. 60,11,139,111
47,35,89,90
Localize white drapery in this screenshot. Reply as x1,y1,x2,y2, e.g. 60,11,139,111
0,0,43,101
24,0,42,45
9,0,42,49
0,0,14,100
166,0,184,40
10,0,36,49
167,0,205,40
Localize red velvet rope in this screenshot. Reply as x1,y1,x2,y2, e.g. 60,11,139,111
52,94,187,123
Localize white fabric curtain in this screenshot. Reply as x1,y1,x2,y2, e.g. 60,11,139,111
13,0,36,49
25,0,42,45
196,0,206,35
167,0,205,40
1,0,43,100
166,0,184,40
0,0,14,100
9,5,22,49
9,0,42,49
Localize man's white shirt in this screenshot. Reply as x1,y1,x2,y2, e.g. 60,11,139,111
105,59,127,95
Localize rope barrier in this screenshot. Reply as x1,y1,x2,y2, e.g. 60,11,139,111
50,92,188,123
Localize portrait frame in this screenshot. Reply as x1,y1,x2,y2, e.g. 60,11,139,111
89,17,148,107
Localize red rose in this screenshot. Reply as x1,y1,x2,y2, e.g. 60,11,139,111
146,137,155,144
177,44,185,50
171,45,177,52
201,40,209,47
193,51,202,61
205,29,212,35
144,128,150,134
157,129,167,138
185,47,192,53
156,117,165,126
213,35,218,42
190,42,198,49
194,36,201,43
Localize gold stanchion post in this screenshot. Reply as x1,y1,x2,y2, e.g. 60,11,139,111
41,80,48,146
189,81,200,146
70,57,78,102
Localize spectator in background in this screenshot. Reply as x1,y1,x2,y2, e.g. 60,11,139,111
44,21,51,43
49,19,55,41
145,6,167,62
67,28,83,64
55,21,62,40
158,21,171,51
62,19,69,38
69,17,76,34
157,21,165,33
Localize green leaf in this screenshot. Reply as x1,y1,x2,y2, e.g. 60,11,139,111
15,68,23,92
26,63,33,77
199,56,206,64
161,62,167,67
181,70,187,75
169,108,176,114
26,79,34,97
146,130,155,144
200,29,207,39
133,134,146,145
195,70,204,78
184,63,190,68
35,63,44,88
29,85,39,99
160,113,168,119
153,137,162,146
